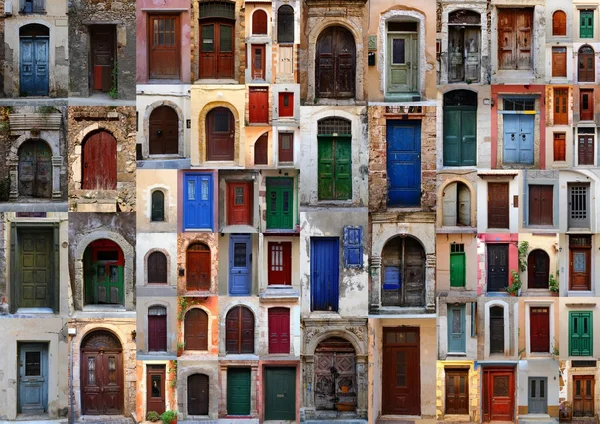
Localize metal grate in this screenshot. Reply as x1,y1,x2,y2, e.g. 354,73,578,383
503,98,535,111
572,360,596,368
199,1,235,20
451,243,465,253
570,234,591,247
317,117,351,135
569,185,588,221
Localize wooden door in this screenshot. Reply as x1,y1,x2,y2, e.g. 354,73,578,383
18,230,52,309
530,307,550,352
487,244,509,292
381,237,425,307
206,107,234,161
268,242,292,285
148,308,167,351
251,45,265,80
227,368,251,415
445,369,469,414
187,374,209,415
310,238,339,312
580,89,594,121
528,250,549,289
149,106,179,155
18,343,48,414
314,338,356,411
386,121,421,207
146,365,166,415
252,10,267,35
278,133,294,163
186,244,211,291
20,36,49,96
448,26,481,83
184,309,208,350
554,88,568,125
528,185,553,226
249,87,269,123
382,328,420,415
148,15,180,79
278,92,294,117
580,10,594,38
318,136,352,201
487,183,509,229
225,306,254,354
268,307,290,354
387,33,416,93
443,103,477,166
552,11,566,36
573,376,594,417
568,185,590,229
86,240,124,305
447,305,466,353
570,236,591,291
254,133,268,165
266,177,293,229
552,47,567,77
483,368,514,421
503,114,534,164
570,312,593,356
199,22,234,79
83,131,117,190
554,132,566,161
578,46,595,82
183,174,213,231
18,140,52,198
316,26,356,98
578,135,595,165
490,307,505,353
528,377,547,414
264,368,296,420
278,46,293,77
91,26,115,92
228,235,252,295
498,9,533,70
227,182,252,225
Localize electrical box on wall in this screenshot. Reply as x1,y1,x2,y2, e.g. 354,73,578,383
368,52,376,66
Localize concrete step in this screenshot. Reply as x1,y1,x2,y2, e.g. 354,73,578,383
518,415,559,424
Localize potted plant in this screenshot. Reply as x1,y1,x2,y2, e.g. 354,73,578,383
146,411,160,422
161,410,178,424
177,341,185,356
549,273,559,296
506,269,522,296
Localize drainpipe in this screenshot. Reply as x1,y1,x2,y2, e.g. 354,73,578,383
68,328,76,424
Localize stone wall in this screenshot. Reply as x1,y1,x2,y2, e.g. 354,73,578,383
0,0,4,97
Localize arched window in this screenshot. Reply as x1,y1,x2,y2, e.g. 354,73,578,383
254,133,268,165
552,10,566,36
206,107,235,161
277,5,294,43
226,306,254,354
148,251,167,284
317,117,352,200
578,45,595,82
316,26,355,99
528,250,550,289
184,309,209,350
151,190,165,222
442,182,471,226
381,236,425,307
489,306,504,353
252,9,268,35
188,374,209,415
148,306,167,351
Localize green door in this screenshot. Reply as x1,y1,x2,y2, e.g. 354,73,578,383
266,177,294,229
18,230,52,308
443,107,477,166
580,10,594,38
227,368,251,415
265,368,296,420
84,240,125,305
318,136,351,200
450,245,466,287
570,311,593,356
387,33,417,93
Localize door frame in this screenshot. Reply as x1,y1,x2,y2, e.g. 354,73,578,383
525,302,554,356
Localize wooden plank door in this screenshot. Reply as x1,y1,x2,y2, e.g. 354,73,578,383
443,106,477,166
387,33,416,93
186,245,211,291
530,307,550,352
515,9,533,69
317,136,352,200
226,306,254,354
551,47,567,77
18,344,48,414
101,352,123,414
81,351,123,415
580,89,594,121
19,36,49,96
229,235,251,295
487,244,509,292
264,368,296,420
278,46,293,78
183,174,213,231
386,121,421,207
568,184,590,228
447,305,466,353
529,185,553,226
503,114,534,164
574,376,594,417
278,92,294,117
251,44,265,80
249,87,269,124
18,140,52,198
18,230,52,308
268,307,290,354
570,244,591,291
148,313,167,352
310,238,339,312
148,15,180,79
382,328,420,415
266,177,294,229
487,183,509,228
184,309,208,350
528,250,549,289
187,374,209,415
578,135,594,165
206,107,234,161
83,131,117,190
200,22,234,79
445,369,469,414
91,26,115,92
146,365,166,415
528,377,547,414
268,242,292,285
227,368,251,415
149,105,179,155
316,26,356,98
578,47,595,82
227,182,252,225
498,9,533,70
554,88,568,125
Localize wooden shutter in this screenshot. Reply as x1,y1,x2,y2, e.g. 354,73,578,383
529,185,553,225
268,242,292,285
554,133,566,161
151,191,165,222
278,133,294,162
252,9,268,35
554,88,568,125
580,89,594,121
148,306,167,351
32,0,45,13
552,47,567,77
249,87,269,124
268,307,290,354
254,133,268,165
184,309,208,350
343,226,363,268
278,93,294,117
148,252,167,284
488,183,509,229
552,10,566,36
570,312,593,356
226,306,255,354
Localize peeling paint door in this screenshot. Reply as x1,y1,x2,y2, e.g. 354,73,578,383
229,235,251,295
316,26,356,99
20,36,49,96
314,337,356,411
149,105,179,155
83,130,117,190
227,181,252,225
91,25,115,92
146,365,166,415
528,377,547,414
188,374,209,415
530,307,550,352
387,33,416,93
498,9,533,70
310,238,339,312
487,244,508,292
445,369,469,414
149,15,180,79
18,343,48,415
381,236,425,307
18,229,52,309
265,368,296,420
573,376,594,417
448,27,480,83
227,368,251,415
183,174,214,231
386,121,421,207
18,140,52,198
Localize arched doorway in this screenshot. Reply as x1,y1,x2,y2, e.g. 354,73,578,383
578,45,595,82
81,330,123,415
188,374,209,415
314,337,356,412
82,130,117,190
443,90,477,166
206,107,235,161
149,106,179,155
442,182,471,226
84,239,125,305
381,236,425,307
225,305,254,354
18,139,52,198
19,24,49,96
315,26,355,99
528,249,549,289
186,242,211,291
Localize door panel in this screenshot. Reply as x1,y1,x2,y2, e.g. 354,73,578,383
580,90,594,121
317,136,351,200
148,315,167,352
268,242,292,285
229,235,251,295
20,37,49,96
265,368,296,420
578,48,595,82
503,114,534,164
266,177,293,229
528,250,549,289
490,308,505,354
552,47,567,77
268,308,290,354
570,312,593,356
91,26,115,92
528,377,547,414
81,346,123,415
226,306,255,354
278,46,293,77
387,121,421,207
206,107,235,161
184,308,208,350
530,307,550,352
487,244,509,292
187,374,209,415
149,106,179,155
278,92,294,117
443,107,477,166
578,135,594,165
554,88,568,125
19,230,52,309
484,369,515,421
200,22,234,78
529,185,553,226
146,365,166,415
445,369,469,414
447,305,466,353
388,34,417,92
186,248,211,291
227,182,252,225
87,240,124,305
570,248,591,291
18,344,48,414
382,328,420,415
251,44,265,80
498,9,533,70
249,88,269,124
449,27,481,83
149,15,180,79
488,183,509,229
183,174,213,230
18,140,52,199
83,131,117,190
227,368,251,415
574,376,594,417
310,238,339,311
316,26,356,98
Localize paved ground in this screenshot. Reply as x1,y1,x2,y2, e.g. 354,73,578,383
137,159,192,169
0,202,68,212
0,98,68,106
68,94,135,106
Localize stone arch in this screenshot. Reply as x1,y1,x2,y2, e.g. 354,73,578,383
306,329,366,356
143,100,185,159
144,248,171,286
484,300,510,358
197,101,241,165
437,177,476,227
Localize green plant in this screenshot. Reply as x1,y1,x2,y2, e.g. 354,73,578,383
549,273,559,293
518,347,526,359
169,360,178,388
177,341,185,350
108,63,118,99
517,241,529,272
506,269,522,296
146,411,160,422
36,106,57,114
552,341,559,357
177,298,188,320
160,410,178,424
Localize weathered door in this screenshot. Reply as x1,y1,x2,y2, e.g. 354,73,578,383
18,140,52,198
229,235,251,295
443,93,477,166
580,89,594,121
83,131,117,190
199,22,234,79
187,374,209,415
265,368,296,420
382,237,425,307
149,106,179,155
445,369,469,415
488,183,509,228
249,87,269,124
311,238,339,312
266,177,293,229
529,185,553,226
184,309,208,350
554,88,568,125
568,184,590,228
487,244,508,292
183,174,213,231
570,312,593,356
206,107,234,161
146,365,166,415
268,242,291,285
578,135,594,165
251,44,265,80
86,240,124,305
573,376,594,417
186,243,211,291
528,250,549,289
570,236,591,291
498,9,533,70
382,327,420,415
226,306,254,354
528,377,547,414
18,343,48,414
149,15,180,79
227,182,252,225
447,305,466,353
503,114,534,164
578,46,595,82
552,47,567,77
91,26,115,92
278,46,294,77
530,307,550,352
387,121,421,207
227,368,251,415
20,36,49,96
268,307,290,354
448,26,480,83
318,136,352,200
483,368,514,421
490,307,505,353
387,33,416,93
316,26,356,98
278,92,294,117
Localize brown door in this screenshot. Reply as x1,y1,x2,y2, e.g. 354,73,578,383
580,89,594,121
91,25,115,92
206,107,234,161
445,369,469,415
574,376,595,417
18,139,52,198
184,309,208,350
249,87,269,124
488,182,509,229
227,182,252,225
570,237,591,291
146,365,166,415
186,244,211,291
552,47,567,77
188,374,209,415
278,133,294,162
530,307,550,352
529,185,553,226
83,131,117,190
149,106,179,155
554,88,568,125
483,368,515,422
254,133,268,165
382,327,420,415
498,9,533,70
226,306,254,354
554,132,566,161
490,306,505,353
527,250,549,289
148,15,180,79
251,44,265,80
578,134,594,165
578,46,595,82
199,22,234,79
316,26,356,98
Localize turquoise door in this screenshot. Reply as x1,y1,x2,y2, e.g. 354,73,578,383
18,343,48,414
447,305,466,353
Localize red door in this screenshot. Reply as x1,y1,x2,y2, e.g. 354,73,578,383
268,307,290,354
574,376,595,417
578,135,594,165
227,182,252,225
83,131,117,190
199,22,234,79
249,88,269,124
148,15,180,79
268,242,292,285
148,313,167,351
206,107,235,161
278,92,294,117
580,89,594,121
186,243,211,291
252,45,265,80
146,365,166,415
184,309,208,350
530,307,550,352
91,25,115,92
278,133,294,162
483,368,515,422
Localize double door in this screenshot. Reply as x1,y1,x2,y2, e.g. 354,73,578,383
18,229,53,309
20,36,49,96
81,351,123,415
503,114,534,165
528,377,547,414
574,376,594,417
316,26,356,98
498,8,533,70
487,244,508,292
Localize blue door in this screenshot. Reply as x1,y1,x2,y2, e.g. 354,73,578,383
229,235,251,295
447,305,466,353
310,238,339,311
20,37,49,96
184,174,213,231
387,121,421,207
18,343,48,414
503,114,534,165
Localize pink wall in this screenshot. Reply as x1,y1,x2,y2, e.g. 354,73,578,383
478,233,519,295
136,0,191,83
